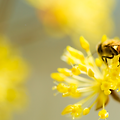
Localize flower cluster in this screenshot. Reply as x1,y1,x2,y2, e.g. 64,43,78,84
0,36,28,120
51,35,120,119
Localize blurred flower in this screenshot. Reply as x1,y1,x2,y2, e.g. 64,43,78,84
27,0,115,48
51,36,120,119
0,36,28,120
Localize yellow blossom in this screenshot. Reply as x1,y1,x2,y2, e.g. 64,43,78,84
51,35,120,119
0,36,28,120
27,0,115,49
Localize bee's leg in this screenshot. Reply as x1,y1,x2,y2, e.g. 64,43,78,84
102,56,108,65
106,54,115,66
101,56,105,62
105,57,108,65
106,54,114,59
102,54,114,66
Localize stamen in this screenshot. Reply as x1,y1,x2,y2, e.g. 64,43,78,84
98,109,109,119
66,46,85,61
87,68,94,77
62,92,70,97
77,92,97,105
51,73,66,82
53,81,58,85
80,36,90,52
52,86,57,90
61,104,83,118
95,58,102,67
67,56,76,65
89,97,98,109
57,68,71,76
71,66,81,75
54,92,59,96
78,64,87,73
83,107,90,115
72,75,93,83
56,83,68,93
98,94,109,119
101,35,108,43
77,87,95,93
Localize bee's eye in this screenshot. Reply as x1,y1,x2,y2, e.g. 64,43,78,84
98,44,103,53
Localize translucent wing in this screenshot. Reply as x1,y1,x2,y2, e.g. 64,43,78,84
103,40,120,47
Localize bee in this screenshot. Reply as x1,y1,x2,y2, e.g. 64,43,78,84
97,39,120,66
97,39,120,106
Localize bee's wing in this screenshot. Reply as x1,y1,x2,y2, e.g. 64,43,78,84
107,41,120,46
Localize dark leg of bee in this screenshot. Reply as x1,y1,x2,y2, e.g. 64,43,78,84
105,57,108,65
102,56,108,65
102,54,114,66
106,54,114,59
101,56,105,62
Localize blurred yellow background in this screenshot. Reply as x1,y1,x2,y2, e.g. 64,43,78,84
27,0,115,48
0,0,120,120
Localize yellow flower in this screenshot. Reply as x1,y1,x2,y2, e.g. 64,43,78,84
27,0,115,48
0,36,28,120
51,35,120,119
